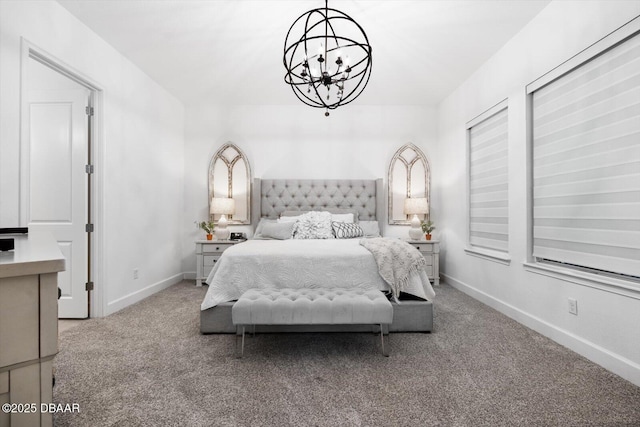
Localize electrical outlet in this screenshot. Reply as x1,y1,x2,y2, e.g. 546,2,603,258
568,298,578,315
133,268,139,280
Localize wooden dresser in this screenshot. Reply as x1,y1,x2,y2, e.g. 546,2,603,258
0,233,65,427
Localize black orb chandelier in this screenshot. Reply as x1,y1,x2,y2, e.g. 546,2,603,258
283,0,373,116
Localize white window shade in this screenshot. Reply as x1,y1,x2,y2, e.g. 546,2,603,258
468,105,509,253
531,31,640,279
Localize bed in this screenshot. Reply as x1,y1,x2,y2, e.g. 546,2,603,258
200,178,434,333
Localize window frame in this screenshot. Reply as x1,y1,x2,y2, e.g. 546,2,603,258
465,98,511,265
524,15,640,298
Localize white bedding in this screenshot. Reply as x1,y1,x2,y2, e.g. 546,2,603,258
201,239,435,310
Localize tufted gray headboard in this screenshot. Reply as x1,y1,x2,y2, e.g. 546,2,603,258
251,178,385,230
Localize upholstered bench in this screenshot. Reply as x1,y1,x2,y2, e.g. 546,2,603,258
232,288,393,357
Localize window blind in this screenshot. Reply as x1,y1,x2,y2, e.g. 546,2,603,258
468,106,509,252
531,32,640,279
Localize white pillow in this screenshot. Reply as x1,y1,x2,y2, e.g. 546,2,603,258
359,221,381,237
277,215,301,223
261,221,295,240
253,218,276,239
331,213,354,223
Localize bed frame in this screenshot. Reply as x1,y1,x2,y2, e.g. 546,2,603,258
200,178,433,333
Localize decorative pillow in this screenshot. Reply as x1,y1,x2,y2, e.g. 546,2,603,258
261,221,295,240
332,221,364,239
253,218,276,239
359,220,381,237
292,211,334,239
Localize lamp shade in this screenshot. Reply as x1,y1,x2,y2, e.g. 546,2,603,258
404,198,429,215
210,198,235,215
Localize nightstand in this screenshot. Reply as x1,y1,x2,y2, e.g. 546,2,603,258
195,240,239,286
406,239,440,286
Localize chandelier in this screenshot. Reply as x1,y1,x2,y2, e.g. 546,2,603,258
283,0,373,116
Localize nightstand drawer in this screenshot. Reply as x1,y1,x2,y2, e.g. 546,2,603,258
421,255,433,266
203,255,221,267
203,265,214,277
412,244,434,254
424,265,433,277
201,244,233,255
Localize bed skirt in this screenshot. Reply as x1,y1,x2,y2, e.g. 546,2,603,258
200,299,433,334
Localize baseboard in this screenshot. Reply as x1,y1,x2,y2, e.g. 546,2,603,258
441,273,640,387
106,273,184,316
183,271,196,280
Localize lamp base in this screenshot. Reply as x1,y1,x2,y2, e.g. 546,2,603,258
215,228,229,240
408,227,423,241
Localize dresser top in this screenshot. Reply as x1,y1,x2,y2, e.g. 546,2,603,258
0,233,65,279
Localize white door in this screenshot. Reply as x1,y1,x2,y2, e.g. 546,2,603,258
24,89,90,318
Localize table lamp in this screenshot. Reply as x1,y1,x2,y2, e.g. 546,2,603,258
404,197,429,240
210,197,235,240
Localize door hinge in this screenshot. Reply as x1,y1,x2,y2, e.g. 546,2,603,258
85,281,94,291
85,164,94,174
85,106,94,116
85,223,94,233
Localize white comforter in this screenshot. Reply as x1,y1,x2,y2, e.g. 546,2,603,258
201,239,435,310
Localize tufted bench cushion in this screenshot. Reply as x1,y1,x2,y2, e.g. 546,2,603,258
232,288,393,356
232,288,393,325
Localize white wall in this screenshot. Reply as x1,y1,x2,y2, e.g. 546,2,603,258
0,0,185,316
182,103,437,273
437,1,640,386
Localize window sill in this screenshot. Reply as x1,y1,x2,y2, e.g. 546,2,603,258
523,262,640,300
464,247,511,265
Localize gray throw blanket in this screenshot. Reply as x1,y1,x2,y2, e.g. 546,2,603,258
360,238,426,299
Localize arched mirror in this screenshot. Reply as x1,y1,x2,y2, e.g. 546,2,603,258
208,143,251,224
388,143,430,225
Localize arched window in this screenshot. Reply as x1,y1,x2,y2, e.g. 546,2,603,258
208,143,252,224
388,143,430,225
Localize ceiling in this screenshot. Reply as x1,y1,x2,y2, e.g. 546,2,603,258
57,0,550,108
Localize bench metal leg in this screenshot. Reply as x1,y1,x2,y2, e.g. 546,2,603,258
380,324,389,357
235,325,245,358
372,324,389,356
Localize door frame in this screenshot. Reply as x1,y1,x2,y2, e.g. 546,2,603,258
20,39,105,318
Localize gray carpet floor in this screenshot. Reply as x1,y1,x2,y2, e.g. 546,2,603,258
53,281,640,427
